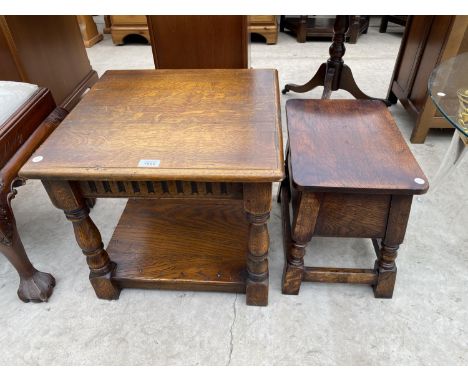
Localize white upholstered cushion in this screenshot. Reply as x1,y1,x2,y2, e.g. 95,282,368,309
0,81,39,126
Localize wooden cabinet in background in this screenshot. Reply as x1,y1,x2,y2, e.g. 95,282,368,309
280,16,369,44
77,15,103,48
388,15,468,143
147,16,249,69
248,16,278,44
379,16,408,33
0,16,98,111
110,15,150,45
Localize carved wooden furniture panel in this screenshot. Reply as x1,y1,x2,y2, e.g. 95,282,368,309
80,180,244,200
388,15,468,143
279,99,428,298
147,16,249,69
20,69,284,306
110,15,150,45
0,16,98,111
280,16,369,44
1,86,68,302
248,16,278,44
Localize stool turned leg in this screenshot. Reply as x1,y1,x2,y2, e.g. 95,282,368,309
243,183,272,306
1,194,55,302
282,191,320,295
42,180,120,300
373,195,413,298
373,243,399,298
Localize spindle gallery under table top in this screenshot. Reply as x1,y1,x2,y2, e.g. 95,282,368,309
20,69,284,306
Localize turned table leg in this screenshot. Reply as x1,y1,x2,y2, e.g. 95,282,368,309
243,183,272,306
282,191,320,295
1,194,55,302
374,195,413,298
42,180,120,300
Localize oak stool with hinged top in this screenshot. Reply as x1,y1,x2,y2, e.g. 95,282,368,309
279,99,429,298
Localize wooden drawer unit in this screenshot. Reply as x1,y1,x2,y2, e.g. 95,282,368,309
111,16,147,25
248,15,278,44
110,15,150,45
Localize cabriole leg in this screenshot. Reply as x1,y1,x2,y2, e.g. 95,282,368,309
1,197,55,302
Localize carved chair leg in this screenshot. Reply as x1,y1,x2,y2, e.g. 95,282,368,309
42,180,120,300
282,191,321,295
1,199,55,302
244,183,272,306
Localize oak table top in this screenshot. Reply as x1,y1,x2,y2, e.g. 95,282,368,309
20,69,283,182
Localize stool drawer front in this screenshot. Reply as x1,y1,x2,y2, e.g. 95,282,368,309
314,193,390,238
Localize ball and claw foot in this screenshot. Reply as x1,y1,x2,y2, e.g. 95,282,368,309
17,270,56,303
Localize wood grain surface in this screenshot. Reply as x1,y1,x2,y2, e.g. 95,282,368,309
20,69,283,182
107,199,248,292
286,99,428,194
314,193,390,238
147,16,248,68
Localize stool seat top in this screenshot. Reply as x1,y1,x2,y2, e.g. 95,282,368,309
286,99,428,194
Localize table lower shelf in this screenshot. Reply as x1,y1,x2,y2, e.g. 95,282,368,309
107,198,249,293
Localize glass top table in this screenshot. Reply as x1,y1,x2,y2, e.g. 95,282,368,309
429,52,468,138
429,52,467,187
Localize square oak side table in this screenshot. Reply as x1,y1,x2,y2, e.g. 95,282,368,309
20,69,284,306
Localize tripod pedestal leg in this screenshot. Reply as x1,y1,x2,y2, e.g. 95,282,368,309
282,15,389,105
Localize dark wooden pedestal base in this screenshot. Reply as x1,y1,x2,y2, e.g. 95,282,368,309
107,199,248,293
280,16,369,44
282,15,389,105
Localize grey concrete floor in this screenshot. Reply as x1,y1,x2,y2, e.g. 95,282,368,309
0,18,467,365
